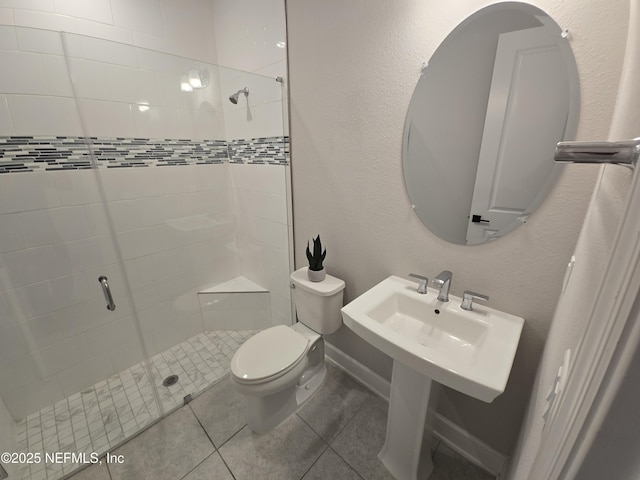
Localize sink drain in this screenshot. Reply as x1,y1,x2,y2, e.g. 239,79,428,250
163,374,179,387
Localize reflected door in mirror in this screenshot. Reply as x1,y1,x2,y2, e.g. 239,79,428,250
466,25,571,244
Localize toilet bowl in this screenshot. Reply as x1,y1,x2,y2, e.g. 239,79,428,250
230,267,345,434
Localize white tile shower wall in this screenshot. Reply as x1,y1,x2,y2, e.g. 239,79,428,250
62,32,229,140
0,0,218,64
102,162,241,360
230,163,292,326
217,44,286,141
200,291,271,330
210,0,287,141
0,27,226,141
0,164,240,420
211,0,286,75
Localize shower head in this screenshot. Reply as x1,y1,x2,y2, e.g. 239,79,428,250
229,87,249,104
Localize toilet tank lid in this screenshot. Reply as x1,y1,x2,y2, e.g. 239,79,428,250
291,267,345,296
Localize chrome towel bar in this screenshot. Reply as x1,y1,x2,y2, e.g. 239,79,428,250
554,138,640,169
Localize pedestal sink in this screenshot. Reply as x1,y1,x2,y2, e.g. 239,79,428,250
341,276,524,480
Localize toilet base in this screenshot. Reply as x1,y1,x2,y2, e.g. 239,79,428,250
245,363,327,434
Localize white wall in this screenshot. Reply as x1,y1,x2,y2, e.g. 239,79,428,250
286,0,627,455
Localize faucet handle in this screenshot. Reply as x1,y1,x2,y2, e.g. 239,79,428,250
408,273,429,294
461,291,489,311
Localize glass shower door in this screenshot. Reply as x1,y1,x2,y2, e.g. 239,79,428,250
62,33,269,416
0,26,161,480
1,23,290,480
62,25,293,421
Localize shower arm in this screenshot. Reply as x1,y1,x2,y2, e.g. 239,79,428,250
554,138,640,170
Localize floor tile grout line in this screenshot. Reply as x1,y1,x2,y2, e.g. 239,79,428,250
195,413,242,480
324,394,387,480
215,450,239,480
186,402,218,451
291,369,377,480
128,365,154,430
179,336,212,385
173,341,199,388
327,445,367,480
297,442,331,480
109,373,131,443
326,439,375,480
327,389,375,446
114,370,142,437
293,371,375,447
215,422,248,451
176,451,219,480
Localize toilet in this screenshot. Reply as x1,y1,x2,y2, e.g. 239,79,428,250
230,267,345,434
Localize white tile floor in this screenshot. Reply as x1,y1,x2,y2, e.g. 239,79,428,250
12,330,256,480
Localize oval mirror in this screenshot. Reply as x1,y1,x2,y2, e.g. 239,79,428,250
403,2,580,245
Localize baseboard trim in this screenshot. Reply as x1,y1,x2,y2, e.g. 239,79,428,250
325,343,508,478
431,413,508,478
325,343,391,400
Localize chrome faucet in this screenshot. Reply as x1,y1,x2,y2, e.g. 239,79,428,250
432,271,452,302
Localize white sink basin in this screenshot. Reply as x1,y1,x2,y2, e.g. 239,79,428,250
341,275,524,402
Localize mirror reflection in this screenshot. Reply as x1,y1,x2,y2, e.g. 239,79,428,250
403,2,580,245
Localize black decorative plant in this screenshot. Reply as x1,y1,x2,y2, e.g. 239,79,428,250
306,235,326,271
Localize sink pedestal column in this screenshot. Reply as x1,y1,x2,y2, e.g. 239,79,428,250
379,361,434,480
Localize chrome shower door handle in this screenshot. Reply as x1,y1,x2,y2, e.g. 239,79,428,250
98,275,116,311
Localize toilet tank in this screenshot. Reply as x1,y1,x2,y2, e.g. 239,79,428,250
290,268,345,334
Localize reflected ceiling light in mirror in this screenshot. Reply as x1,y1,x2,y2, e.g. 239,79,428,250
188,68,209,88
276,41,286,48
180,75,193,92
180,68,209,92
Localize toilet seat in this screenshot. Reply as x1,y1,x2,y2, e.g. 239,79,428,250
231,325,309,385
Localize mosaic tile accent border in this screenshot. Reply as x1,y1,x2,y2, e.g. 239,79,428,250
229,136,290,165
0,136,289,173
14,329,257,480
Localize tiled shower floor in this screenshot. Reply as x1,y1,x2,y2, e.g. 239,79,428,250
12,330,257,480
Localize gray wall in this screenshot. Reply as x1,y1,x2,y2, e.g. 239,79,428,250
286,0,628,455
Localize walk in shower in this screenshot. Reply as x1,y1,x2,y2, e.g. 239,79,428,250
0,26,291,480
